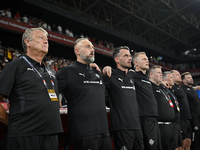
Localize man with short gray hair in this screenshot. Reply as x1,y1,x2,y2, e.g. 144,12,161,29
162,71,182,150
0,27,63,150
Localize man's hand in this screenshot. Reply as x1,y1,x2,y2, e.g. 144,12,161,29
102,66,112,77
161,81,170,88
0,104,9,125
0,94,9,125
193,86,200,91
90,63,101,72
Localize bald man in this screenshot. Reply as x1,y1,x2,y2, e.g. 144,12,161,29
162,71,182,150
57,38,112,150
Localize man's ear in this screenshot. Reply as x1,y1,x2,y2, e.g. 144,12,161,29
133,60,137,67
149,72,153,78
182,79,185,84
75,48,80,56
115,57,119,63
24,39,30,47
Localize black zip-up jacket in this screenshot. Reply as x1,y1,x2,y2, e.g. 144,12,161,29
103,68,141,131
182,84,200,117
151,82,175,122
172,84,192,120
57,61,109,141
160,84,180,123
127,71,158,117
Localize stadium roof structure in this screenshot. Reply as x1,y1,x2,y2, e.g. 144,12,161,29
11,0,200,63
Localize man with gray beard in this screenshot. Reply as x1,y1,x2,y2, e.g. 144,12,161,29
56,38,112,150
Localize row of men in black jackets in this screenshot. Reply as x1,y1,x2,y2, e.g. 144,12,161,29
103,49,200,150
0,27,200,150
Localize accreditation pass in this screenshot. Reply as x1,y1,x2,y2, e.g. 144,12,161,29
48,89,58,101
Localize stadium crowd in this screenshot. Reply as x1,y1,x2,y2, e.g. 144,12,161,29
1,7,194,71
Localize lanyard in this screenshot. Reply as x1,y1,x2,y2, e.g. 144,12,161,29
159,88,171,101
165,88,179,106
160,88,174,108
164,87,180,112
21,56,55,89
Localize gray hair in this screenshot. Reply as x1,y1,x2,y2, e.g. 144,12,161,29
162,71,172,80
22,27,48,53
74,38,89,48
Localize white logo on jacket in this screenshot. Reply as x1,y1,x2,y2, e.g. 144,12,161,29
149,139,154,145
79,73,85,77
156,90,161,93
141,79,151,84
130,79,133,84
118,78,123,82
27,68,34,71
95,73,100,78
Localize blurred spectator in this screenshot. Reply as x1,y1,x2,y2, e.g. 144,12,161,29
104,41,110,48
69,30,74,37
2,57,8,67
80,33,84,38
0,42,5,61
109,43,114,50
88,36,91,42
41,21,47,29
32,17,37,26
22,14,28,23
6,47,13,62
12,49,21,58
0,9,5,17
98,40,103,47
28,16,33,25
37,19,43,27
57,24,62,34
91,37,96,44
5,8,11,18
52,24,57,31
85,35,89,40
47,23,51,31
14,11,21,22
65,28,69,36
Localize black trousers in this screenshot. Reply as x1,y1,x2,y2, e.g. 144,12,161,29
159,123,176,150
172,122,182,148
190,116,200,150
140,117,163,150
112,129,144,150
6,134,58,150
73,136,112,150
